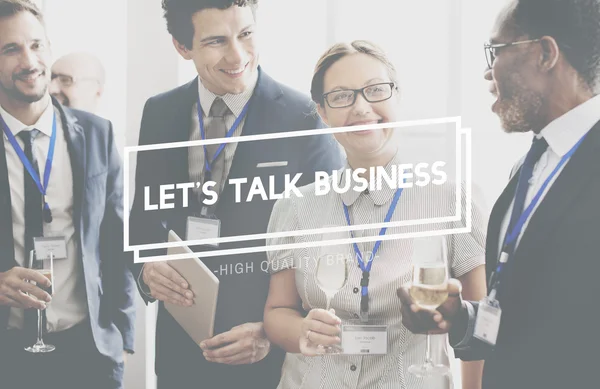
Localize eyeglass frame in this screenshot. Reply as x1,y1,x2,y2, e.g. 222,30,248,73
484,39,541,69
51,73,100,87
322,82,396,109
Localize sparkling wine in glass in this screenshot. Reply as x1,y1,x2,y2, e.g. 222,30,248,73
24,250,55,353
314,229,350,354
408,236,449,377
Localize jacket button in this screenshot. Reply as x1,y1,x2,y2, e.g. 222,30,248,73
350,365,357,372
353,287,359,294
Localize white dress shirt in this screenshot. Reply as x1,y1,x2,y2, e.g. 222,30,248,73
2,100,88,332
188,72,258,200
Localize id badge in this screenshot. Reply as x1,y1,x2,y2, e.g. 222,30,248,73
473,297,502,346
341,324,388,355
186,216,221,247
33,236,67,259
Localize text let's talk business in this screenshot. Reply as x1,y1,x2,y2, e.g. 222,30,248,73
143,161,448,211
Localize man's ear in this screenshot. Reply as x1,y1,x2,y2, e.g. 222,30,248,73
172,37,192,60
316,104,329,127
97,84,104,98
539,35,560,71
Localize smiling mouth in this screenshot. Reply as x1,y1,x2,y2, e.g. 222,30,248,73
17,71,43,83
348,120,380,126
220,63,248,76
346,120,382,135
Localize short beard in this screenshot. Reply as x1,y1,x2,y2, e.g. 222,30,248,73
496,75,544,134
0,79,47,104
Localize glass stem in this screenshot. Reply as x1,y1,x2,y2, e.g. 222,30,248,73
425,334,432,365
325,294,332,311
37,309,43,344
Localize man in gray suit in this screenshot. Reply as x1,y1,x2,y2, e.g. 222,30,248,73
0,1,136,388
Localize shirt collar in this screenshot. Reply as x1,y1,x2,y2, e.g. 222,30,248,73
0,98,54,138
340,151,403,207
539,93,600,156
197,71,258,118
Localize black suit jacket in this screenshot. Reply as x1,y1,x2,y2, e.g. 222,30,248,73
0,98,136,362
129,68,343,387
454,121,600,389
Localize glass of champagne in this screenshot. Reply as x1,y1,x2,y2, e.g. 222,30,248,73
314,229,350,354
25,250,55,353
408,236,449,377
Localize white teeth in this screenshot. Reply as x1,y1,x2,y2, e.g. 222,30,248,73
222,67,245,75
20,72,41,81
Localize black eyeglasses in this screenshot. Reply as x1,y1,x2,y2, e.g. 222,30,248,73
322,82,396,109
484,39,540,69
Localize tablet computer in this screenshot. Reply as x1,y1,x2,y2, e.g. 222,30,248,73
164,230,220,347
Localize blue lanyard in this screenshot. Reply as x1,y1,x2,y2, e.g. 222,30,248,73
1,112,56,223
490,133,588,294
196,96,250,178
343,188,403,315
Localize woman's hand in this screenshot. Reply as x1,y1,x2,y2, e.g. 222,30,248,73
299,308,342,356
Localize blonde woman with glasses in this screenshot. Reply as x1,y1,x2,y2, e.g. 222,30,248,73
263,40,488,389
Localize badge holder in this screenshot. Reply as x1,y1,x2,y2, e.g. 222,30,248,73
473,289,502,347
186,211,221,248
33,236,67,260
341,314,388,356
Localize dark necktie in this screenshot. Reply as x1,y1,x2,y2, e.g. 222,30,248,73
205,98,230,185
17,129,43,257
17,129,45,340
505,136,549,251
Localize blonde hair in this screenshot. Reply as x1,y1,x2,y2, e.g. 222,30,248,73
310,40,399,106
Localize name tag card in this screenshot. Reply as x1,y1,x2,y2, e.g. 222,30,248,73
341,325,388,355
186,217,221,247
33,236,67,260
474,298,502,346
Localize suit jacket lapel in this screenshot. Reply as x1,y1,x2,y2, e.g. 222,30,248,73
167,78,198,233
55,99,86,244
0,137,15,273
486,170,520,276
0,135,15,331
515,122,600,256
239,67,283,137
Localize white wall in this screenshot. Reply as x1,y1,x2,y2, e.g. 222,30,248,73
43,0,128,153
125,1,181,389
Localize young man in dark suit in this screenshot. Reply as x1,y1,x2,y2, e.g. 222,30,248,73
128,0,343,387
0,1,136,388
398,1,600,388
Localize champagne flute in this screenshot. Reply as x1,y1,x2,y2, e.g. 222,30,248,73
24,250,55,353
407,236,449,377
314,229,350,354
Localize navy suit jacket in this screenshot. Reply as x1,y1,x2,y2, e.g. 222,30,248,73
453,121,600,389
129,68,343,387
0,98,136,363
